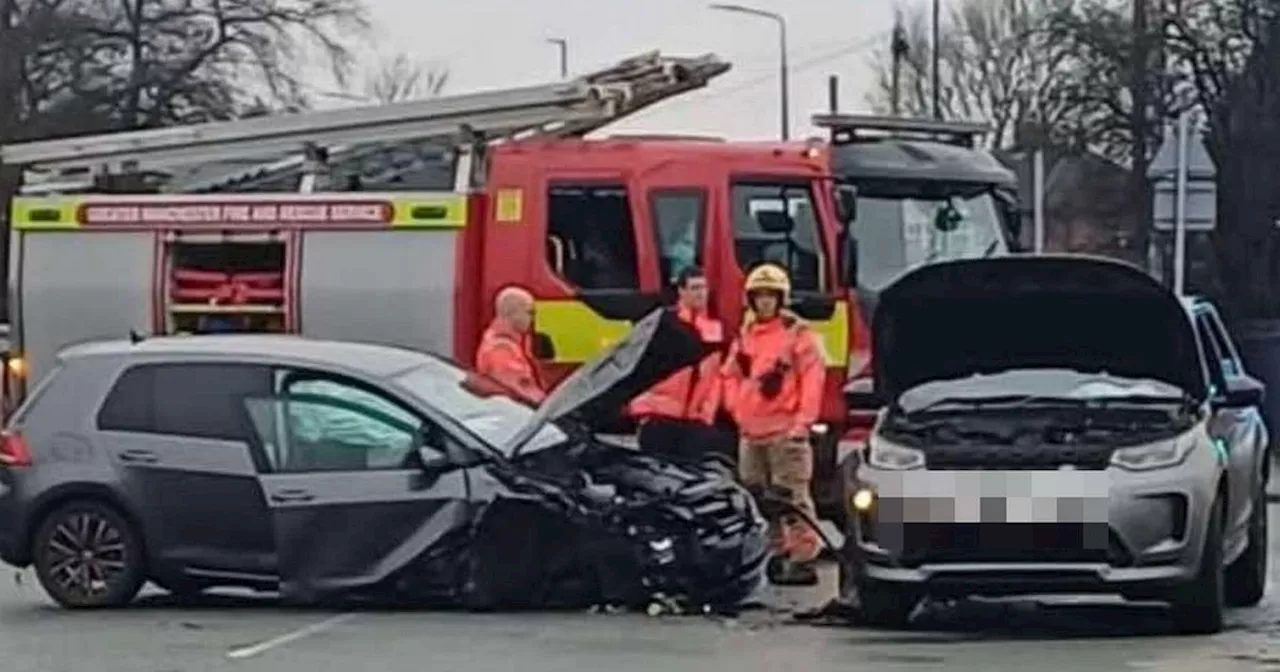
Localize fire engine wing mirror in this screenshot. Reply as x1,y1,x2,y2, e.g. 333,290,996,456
844,377,884,410
834,183,857,224
532,331,556,362
755,210,795,234
842,235,859,288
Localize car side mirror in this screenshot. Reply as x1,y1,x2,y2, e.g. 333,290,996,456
1218,375,1265,408
417,447,453,472
844,377,883,410
532,331,555,361
835,183,858,224
842,234,859,288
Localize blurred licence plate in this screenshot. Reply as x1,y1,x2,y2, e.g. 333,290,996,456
876,470,1111,524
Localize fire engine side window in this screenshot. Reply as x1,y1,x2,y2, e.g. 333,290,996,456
546,184,640,290
730,182,825,291
650,190,705,286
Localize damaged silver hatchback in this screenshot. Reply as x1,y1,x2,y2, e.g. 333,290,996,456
841,256,1269,635
0,309,768,612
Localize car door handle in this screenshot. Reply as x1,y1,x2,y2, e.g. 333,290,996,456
270,489,315,503
119,449,158,464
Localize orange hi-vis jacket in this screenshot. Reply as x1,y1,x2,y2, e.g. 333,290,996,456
628,306,725,425
475,321,548,404
722,310,826,440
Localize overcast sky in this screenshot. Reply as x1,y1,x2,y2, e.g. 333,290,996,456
335,0,903,140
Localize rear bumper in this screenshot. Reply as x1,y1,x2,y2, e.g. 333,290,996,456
0,473,27,566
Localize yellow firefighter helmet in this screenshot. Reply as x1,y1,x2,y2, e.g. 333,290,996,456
744,263,791,301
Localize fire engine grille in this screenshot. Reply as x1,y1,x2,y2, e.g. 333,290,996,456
889,523,1132,567
923,444,1116,470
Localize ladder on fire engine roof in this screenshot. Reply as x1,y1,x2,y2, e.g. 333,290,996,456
812,113,991,149
0,51,731,189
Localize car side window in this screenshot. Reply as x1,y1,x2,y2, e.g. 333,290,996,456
244,373,437,473
97,363,272,443
1203,310,1243,379
1194,314,1228,392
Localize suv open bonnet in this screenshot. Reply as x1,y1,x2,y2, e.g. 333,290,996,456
502,308,705,456
871,255,1207,402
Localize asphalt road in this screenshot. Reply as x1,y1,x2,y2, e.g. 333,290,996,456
5,512,1280,672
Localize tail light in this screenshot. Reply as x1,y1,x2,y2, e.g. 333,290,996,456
0,431,32,467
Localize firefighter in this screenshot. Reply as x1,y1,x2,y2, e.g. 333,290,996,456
629,266,728,461
722,263,826,586
475,285,548,404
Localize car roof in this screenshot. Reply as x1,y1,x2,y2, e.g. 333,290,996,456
58,334,434,378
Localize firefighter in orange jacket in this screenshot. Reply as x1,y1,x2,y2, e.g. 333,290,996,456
723,263,826,585
629,266,727,460
475,286,547,404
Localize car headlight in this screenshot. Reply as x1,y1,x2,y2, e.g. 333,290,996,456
1111,433,1198,471
867,435,926,470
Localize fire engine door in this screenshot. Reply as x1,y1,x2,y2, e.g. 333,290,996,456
725,179,848,369
538,180,664,366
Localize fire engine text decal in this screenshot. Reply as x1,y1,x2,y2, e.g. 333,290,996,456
76,201,394,226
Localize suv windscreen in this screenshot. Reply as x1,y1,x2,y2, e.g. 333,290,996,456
852,183,1008,292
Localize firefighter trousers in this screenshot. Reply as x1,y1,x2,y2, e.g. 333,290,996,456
738,436,822,563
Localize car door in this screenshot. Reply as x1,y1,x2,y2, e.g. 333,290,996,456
247,370,472,601
1196,308,1267,542
95,362,277,579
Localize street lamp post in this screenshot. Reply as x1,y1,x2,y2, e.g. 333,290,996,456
709,3,789,140
547,38,568,78
931,0,941,119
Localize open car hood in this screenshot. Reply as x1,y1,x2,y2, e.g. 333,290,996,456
503,308,705,456
872,255,1206,402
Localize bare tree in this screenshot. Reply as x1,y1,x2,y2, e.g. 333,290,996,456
867,0,1075,149
362,52,448,104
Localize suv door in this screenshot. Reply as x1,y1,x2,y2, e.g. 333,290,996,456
95,362,276,579
247,370,470,600
1194,307,1267,542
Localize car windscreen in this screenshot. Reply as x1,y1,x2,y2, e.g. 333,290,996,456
393,362,567,454
896,368,1187,414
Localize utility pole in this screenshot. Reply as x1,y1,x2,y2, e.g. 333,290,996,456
891,12,908,117
547,38,568,78
931,0,941,119
1132,0,1151,269
709,3,790,140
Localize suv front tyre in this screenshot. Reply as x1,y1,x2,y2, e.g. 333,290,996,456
32,500,146,609
1169,497,1225,635
1225,484,1268,608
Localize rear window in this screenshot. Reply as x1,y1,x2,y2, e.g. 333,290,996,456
8,364,64,427
96,363,272,441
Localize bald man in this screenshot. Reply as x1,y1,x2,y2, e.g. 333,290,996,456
474,286,548,404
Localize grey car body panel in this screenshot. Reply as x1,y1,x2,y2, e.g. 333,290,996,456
0,311,768,610
297,230,457,354
16,232,154,385
845,259,1267,602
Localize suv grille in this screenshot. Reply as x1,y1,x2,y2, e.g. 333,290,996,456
892,523,1131,567
923,444,1116,470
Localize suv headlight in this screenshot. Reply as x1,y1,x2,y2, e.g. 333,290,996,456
1111,433,1198,471
867,435,926,470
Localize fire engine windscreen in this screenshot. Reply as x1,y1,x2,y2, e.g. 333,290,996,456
851,182,1008,292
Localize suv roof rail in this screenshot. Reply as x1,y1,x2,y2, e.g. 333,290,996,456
812,113,991,148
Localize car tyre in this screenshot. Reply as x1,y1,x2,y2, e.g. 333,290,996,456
1169,497,1225,635
32,500,145,609
1225,485,1268,607
856,579,919,629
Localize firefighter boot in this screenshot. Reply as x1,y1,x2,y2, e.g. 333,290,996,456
769,557,820,586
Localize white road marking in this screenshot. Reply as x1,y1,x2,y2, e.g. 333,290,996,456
225,612,357,660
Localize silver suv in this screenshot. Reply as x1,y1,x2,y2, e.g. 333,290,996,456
841,256,1269,635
